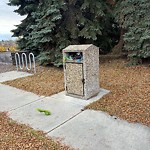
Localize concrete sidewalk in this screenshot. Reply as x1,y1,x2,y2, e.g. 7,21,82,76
0,71,33,82
0,83,109,132
0,84,44,111
48,110,150,150
0,71,150,150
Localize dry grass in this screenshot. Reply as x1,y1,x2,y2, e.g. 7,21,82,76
3,59,150,126
0,112,71,150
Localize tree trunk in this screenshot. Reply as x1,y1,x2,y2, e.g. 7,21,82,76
111,28,124,55
106,0,116,5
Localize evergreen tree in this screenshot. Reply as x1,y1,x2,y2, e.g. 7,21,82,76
29,0,117,65
115,0,150,64
9,0,118,66
8,0,39,51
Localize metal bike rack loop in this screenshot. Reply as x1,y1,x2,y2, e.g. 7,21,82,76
15,52,36,74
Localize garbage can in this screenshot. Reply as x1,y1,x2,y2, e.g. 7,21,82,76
63,44,100,100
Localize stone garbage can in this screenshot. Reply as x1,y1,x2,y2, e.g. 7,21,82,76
63,44,100,100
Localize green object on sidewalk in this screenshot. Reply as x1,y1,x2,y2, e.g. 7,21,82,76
37,108,51,116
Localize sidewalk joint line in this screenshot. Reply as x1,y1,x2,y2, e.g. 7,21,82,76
46,110,84,134
9,96,47,112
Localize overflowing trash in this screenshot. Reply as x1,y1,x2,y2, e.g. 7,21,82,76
64,52,83,63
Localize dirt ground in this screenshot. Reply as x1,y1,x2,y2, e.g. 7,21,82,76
0,112,71,150
3,59,150,126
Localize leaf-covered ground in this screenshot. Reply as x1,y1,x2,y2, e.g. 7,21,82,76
86,59,150,127
0,112,71,150
4,66,64,96
3,59,150,126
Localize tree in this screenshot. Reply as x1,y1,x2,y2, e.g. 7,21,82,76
10,0,118,66
115,0,150,64
8,0,39,51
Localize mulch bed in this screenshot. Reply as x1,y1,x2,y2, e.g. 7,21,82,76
0,112,71,150
3,59,150,126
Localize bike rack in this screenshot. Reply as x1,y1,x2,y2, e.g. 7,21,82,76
15,52,36,74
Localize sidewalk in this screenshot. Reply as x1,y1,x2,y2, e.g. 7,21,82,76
0,71,33,82
0,71,150,150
